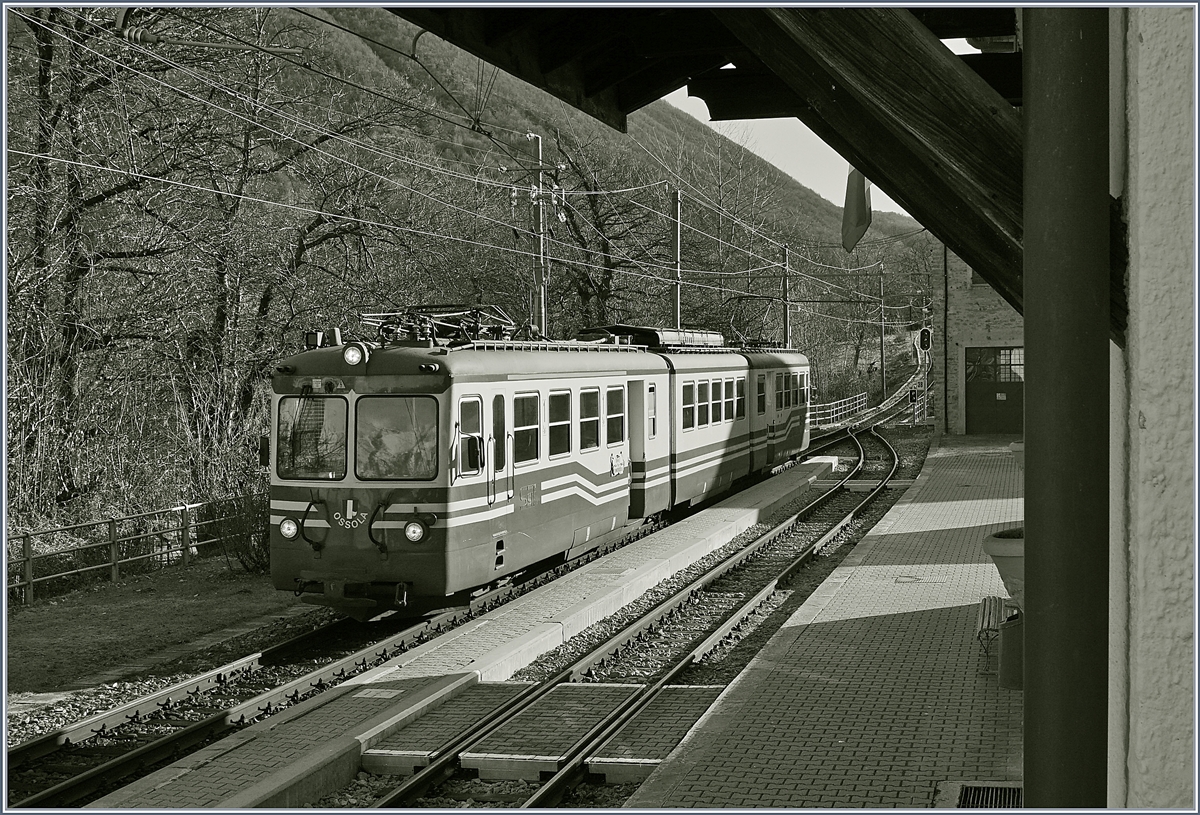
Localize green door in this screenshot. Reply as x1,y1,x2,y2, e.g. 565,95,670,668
965,347,1024,434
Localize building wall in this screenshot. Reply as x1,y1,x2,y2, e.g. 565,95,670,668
1114,6,1195,808
942,251,1025,435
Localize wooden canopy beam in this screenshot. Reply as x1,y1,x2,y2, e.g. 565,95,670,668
712,7,1025,315
906,8,1017,39
390,8,628,130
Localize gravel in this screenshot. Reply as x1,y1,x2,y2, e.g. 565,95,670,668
8,425,931,809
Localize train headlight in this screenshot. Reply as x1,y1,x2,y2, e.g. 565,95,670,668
403,520,426,542
340,340,367,367
279,518,299,539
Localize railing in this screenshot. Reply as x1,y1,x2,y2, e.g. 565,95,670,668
6,495,264,605
809,392,869,427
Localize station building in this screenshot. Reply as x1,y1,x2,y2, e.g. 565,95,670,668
922,248,1026,437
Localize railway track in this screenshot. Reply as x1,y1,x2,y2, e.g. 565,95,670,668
6,514,678,807
7,409,919,809
363,423,901,809
6,611,460,807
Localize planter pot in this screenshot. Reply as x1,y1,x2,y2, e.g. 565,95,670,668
1009,441,1025,471
983,526,1025,612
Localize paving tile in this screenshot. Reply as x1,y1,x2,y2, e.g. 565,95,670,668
627,435,1025,808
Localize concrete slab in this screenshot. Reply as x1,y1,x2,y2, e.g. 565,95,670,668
587,685,724,784
461,684,641,781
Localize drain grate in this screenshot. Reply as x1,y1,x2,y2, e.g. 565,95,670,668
957,784,1023,808
933,781,1023,808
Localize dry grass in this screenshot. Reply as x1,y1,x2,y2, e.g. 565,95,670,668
5,558,301,693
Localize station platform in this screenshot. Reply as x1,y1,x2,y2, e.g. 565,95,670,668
88,458,835,809
626,434,1025,808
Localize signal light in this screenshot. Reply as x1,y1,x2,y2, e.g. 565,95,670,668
919,328,932,351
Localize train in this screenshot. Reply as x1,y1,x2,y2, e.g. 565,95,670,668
267,306,811,620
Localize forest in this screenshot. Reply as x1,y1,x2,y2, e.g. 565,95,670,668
5,7,942,532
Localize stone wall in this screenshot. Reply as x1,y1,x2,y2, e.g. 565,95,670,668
942,251,1025,435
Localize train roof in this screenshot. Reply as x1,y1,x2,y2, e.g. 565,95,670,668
274,328,806,384
576,324,726,349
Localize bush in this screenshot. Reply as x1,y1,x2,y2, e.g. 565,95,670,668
200,493,271,574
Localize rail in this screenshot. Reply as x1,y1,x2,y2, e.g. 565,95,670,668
6,495,265,605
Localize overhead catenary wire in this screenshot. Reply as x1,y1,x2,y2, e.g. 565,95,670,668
118,8,923,288
18,14,591,265
13,10,925,331
176,5,935,279
12,150,917,329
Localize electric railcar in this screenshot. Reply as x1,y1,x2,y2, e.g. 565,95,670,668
267,309,811,619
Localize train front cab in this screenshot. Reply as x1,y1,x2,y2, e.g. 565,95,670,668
268,346,453,618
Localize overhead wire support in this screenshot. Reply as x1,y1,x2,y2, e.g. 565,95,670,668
113,8,302,55
528,132,548,337
671,186,682,329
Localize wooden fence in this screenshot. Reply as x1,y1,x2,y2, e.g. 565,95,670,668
6,495,265,605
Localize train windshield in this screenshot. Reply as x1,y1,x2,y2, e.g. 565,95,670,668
277,396,347,480
356,396,439,480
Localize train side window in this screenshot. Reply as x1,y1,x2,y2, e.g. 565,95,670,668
648,384,658,439
513,393,539,464
775,373,785,410
711,379,723,423
606,386,625,445
492,395,506,472
549,391,571,457
724,377,735,421
736,377,746,420
757,375,767,415
682,383,695,430
580,388,600,450
799,373,808,404
458,397,483,476
697,381,710,426
790,373,799,407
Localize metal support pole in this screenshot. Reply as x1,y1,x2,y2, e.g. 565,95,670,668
782,245,791,346
879,275,886,399
942,244,949,433
1024,9,1109,807
529,133,547,337
673,189,682,329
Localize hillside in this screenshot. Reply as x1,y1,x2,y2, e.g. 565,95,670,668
5,6,938,529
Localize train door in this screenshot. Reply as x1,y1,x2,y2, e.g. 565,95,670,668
489,393,509,505
769,370,785,463
627,380,647,517
750,372,768,471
